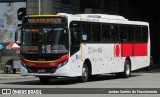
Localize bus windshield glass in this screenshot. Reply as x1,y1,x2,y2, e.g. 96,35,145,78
22,27,69,53
21,17,68,54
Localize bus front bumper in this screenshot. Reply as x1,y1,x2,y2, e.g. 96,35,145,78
20,64,70,77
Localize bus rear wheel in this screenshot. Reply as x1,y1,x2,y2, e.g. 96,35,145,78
123,60,131,78
39,77,50,84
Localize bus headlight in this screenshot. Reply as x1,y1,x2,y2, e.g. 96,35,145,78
57,60,68,69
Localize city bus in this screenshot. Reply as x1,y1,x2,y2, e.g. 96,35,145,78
15,13,150,84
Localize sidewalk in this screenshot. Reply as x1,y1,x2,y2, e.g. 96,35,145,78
0,70,22,79
0,70,34,79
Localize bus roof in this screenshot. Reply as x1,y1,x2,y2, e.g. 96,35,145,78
74,14,128,21
28,14,60,17
58,13,149,26
28,13,126,20
27,13,149,26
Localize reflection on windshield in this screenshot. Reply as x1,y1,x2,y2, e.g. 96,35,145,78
22,27,69,53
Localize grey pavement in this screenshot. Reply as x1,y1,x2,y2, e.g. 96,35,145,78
0,71,34,79
0,66,160,97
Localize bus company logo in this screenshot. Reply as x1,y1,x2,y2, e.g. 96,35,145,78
114,44,121,57
88,47,103,54
88,47,93,54
2,89,11,94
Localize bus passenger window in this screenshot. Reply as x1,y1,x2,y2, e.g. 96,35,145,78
70,22,81,46
135,27,142,42
92,23,101,42
71,29,80,45
142,27,148,42
111,25,119,42
127,26,135,42
82,23,91,42
119,26,127,42
101,24,110,42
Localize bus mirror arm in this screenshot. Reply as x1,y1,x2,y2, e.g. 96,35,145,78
15,28,22,46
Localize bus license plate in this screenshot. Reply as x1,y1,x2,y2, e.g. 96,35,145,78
37,69,45,73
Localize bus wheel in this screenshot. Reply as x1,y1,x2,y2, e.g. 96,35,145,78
123,60,131,78
39,77,50,84
80,64,89,82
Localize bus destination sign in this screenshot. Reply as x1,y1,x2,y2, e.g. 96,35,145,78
28,18,62,24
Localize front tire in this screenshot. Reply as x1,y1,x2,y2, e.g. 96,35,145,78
39,77,50,84
79,64,89,82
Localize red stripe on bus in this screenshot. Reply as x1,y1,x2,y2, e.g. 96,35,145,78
133,43,147,56
122,44,133,57
121,43,147,57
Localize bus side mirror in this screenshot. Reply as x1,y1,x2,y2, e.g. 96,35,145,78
17,8,26,21
15,28,22,46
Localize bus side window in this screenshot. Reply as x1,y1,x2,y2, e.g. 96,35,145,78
70,21,81,46
111,25,119,42
135,27,142,42
142,26,148,42
119,26,127,42
92,23,101,42
101,24,110,42
127,26,135,42
82,22,91,42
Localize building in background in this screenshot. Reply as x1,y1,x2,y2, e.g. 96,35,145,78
27,0,81,14
0,0,26,72
26,0,119,15
0,0,26,43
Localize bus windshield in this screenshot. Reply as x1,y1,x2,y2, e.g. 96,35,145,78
21,27,69,54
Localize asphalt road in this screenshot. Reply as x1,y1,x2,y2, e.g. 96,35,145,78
0,67,160,97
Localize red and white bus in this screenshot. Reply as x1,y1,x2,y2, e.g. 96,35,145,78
15,13,150,84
